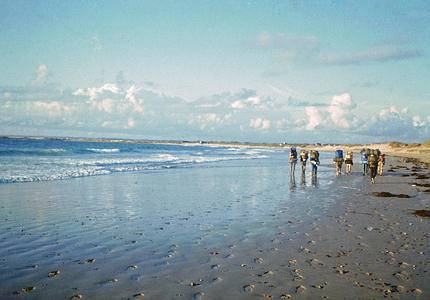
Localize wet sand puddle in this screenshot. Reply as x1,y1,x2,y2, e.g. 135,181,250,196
0,154,429,299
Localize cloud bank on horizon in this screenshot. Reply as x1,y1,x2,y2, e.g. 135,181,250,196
0,1,429,143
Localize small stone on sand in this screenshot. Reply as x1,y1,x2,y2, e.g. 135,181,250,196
133,292,145,298
243,284,255,292
254,257,264,264
194,292,205,299
411,288,422,295
296,285,307,294
20,286,36,293
48,270,60,277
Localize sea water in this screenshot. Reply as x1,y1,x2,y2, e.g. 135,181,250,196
0,137,268,183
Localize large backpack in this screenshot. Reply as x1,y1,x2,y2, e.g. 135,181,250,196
346,151,353,159
290,147,297,159
300,150,308,160
368,154,377,164
310,150,319,160
361,150,368,161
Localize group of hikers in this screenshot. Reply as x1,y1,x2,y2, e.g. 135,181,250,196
289,147,386,184
289,148,320,176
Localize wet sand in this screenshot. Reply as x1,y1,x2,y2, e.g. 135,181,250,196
0,153,429,299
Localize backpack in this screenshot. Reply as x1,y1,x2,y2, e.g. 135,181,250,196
346,151,353,159
290,148,297,159
310,150,319,160
369,154,377,164
361,150,368,161
300,150,308,160
335,150,343,160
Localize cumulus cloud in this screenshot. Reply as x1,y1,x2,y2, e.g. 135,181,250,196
361,106,429,139
31,64,49,85
230,95,262,110
33,101,74,116
318,46,423,65
73,83,144,116
188,113,232,131
302,93,358,130
250,117,271,130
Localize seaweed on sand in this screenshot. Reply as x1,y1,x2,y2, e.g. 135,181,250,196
372,192,411,198
413,210,430,218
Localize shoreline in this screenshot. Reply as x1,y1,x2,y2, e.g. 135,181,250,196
2,135,429,164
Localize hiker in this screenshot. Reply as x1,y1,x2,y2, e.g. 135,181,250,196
309,150,320,176
378,153,385,176
368,149,378,183
345,151,353,174
334,149,344,175
299,149,309,173
360,148,368,176
289,147,298,174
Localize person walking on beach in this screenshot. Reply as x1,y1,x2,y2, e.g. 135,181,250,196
360,149,368,176
368,149,378,183
299,149,309,174
289,147,298,174
310,150,320,176
345,151,353,174
334,149,344,176
378,153,385,176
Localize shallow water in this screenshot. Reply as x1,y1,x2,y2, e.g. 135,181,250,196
0,147,338,299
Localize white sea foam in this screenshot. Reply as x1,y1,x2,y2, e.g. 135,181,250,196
0,146,268,184
86,148,120,153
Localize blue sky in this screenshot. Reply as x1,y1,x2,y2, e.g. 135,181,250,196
0,0,429,143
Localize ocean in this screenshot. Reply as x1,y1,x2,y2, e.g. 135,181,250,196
0,137,270,184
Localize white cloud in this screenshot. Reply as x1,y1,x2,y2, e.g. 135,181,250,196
125,118,135,129
250,117,271,130
33,101,73,116
188,113,232,131
231,100,245,109
230,95,263,110
361,105,429,139
73,83,120,102
302,93,358,130
31,64,49,85
73,83,144,116
304,106,328,130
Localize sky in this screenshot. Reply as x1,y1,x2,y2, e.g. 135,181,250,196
0,0,429,143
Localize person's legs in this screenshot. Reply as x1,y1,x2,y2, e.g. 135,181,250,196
378,161,383,176
370,166,376,183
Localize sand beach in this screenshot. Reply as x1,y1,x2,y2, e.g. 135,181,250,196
0,143,429,300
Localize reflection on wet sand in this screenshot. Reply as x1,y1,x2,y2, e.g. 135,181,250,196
0,153,428,299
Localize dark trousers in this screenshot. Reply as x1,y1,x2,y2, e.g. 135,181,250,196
370,166,377,179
